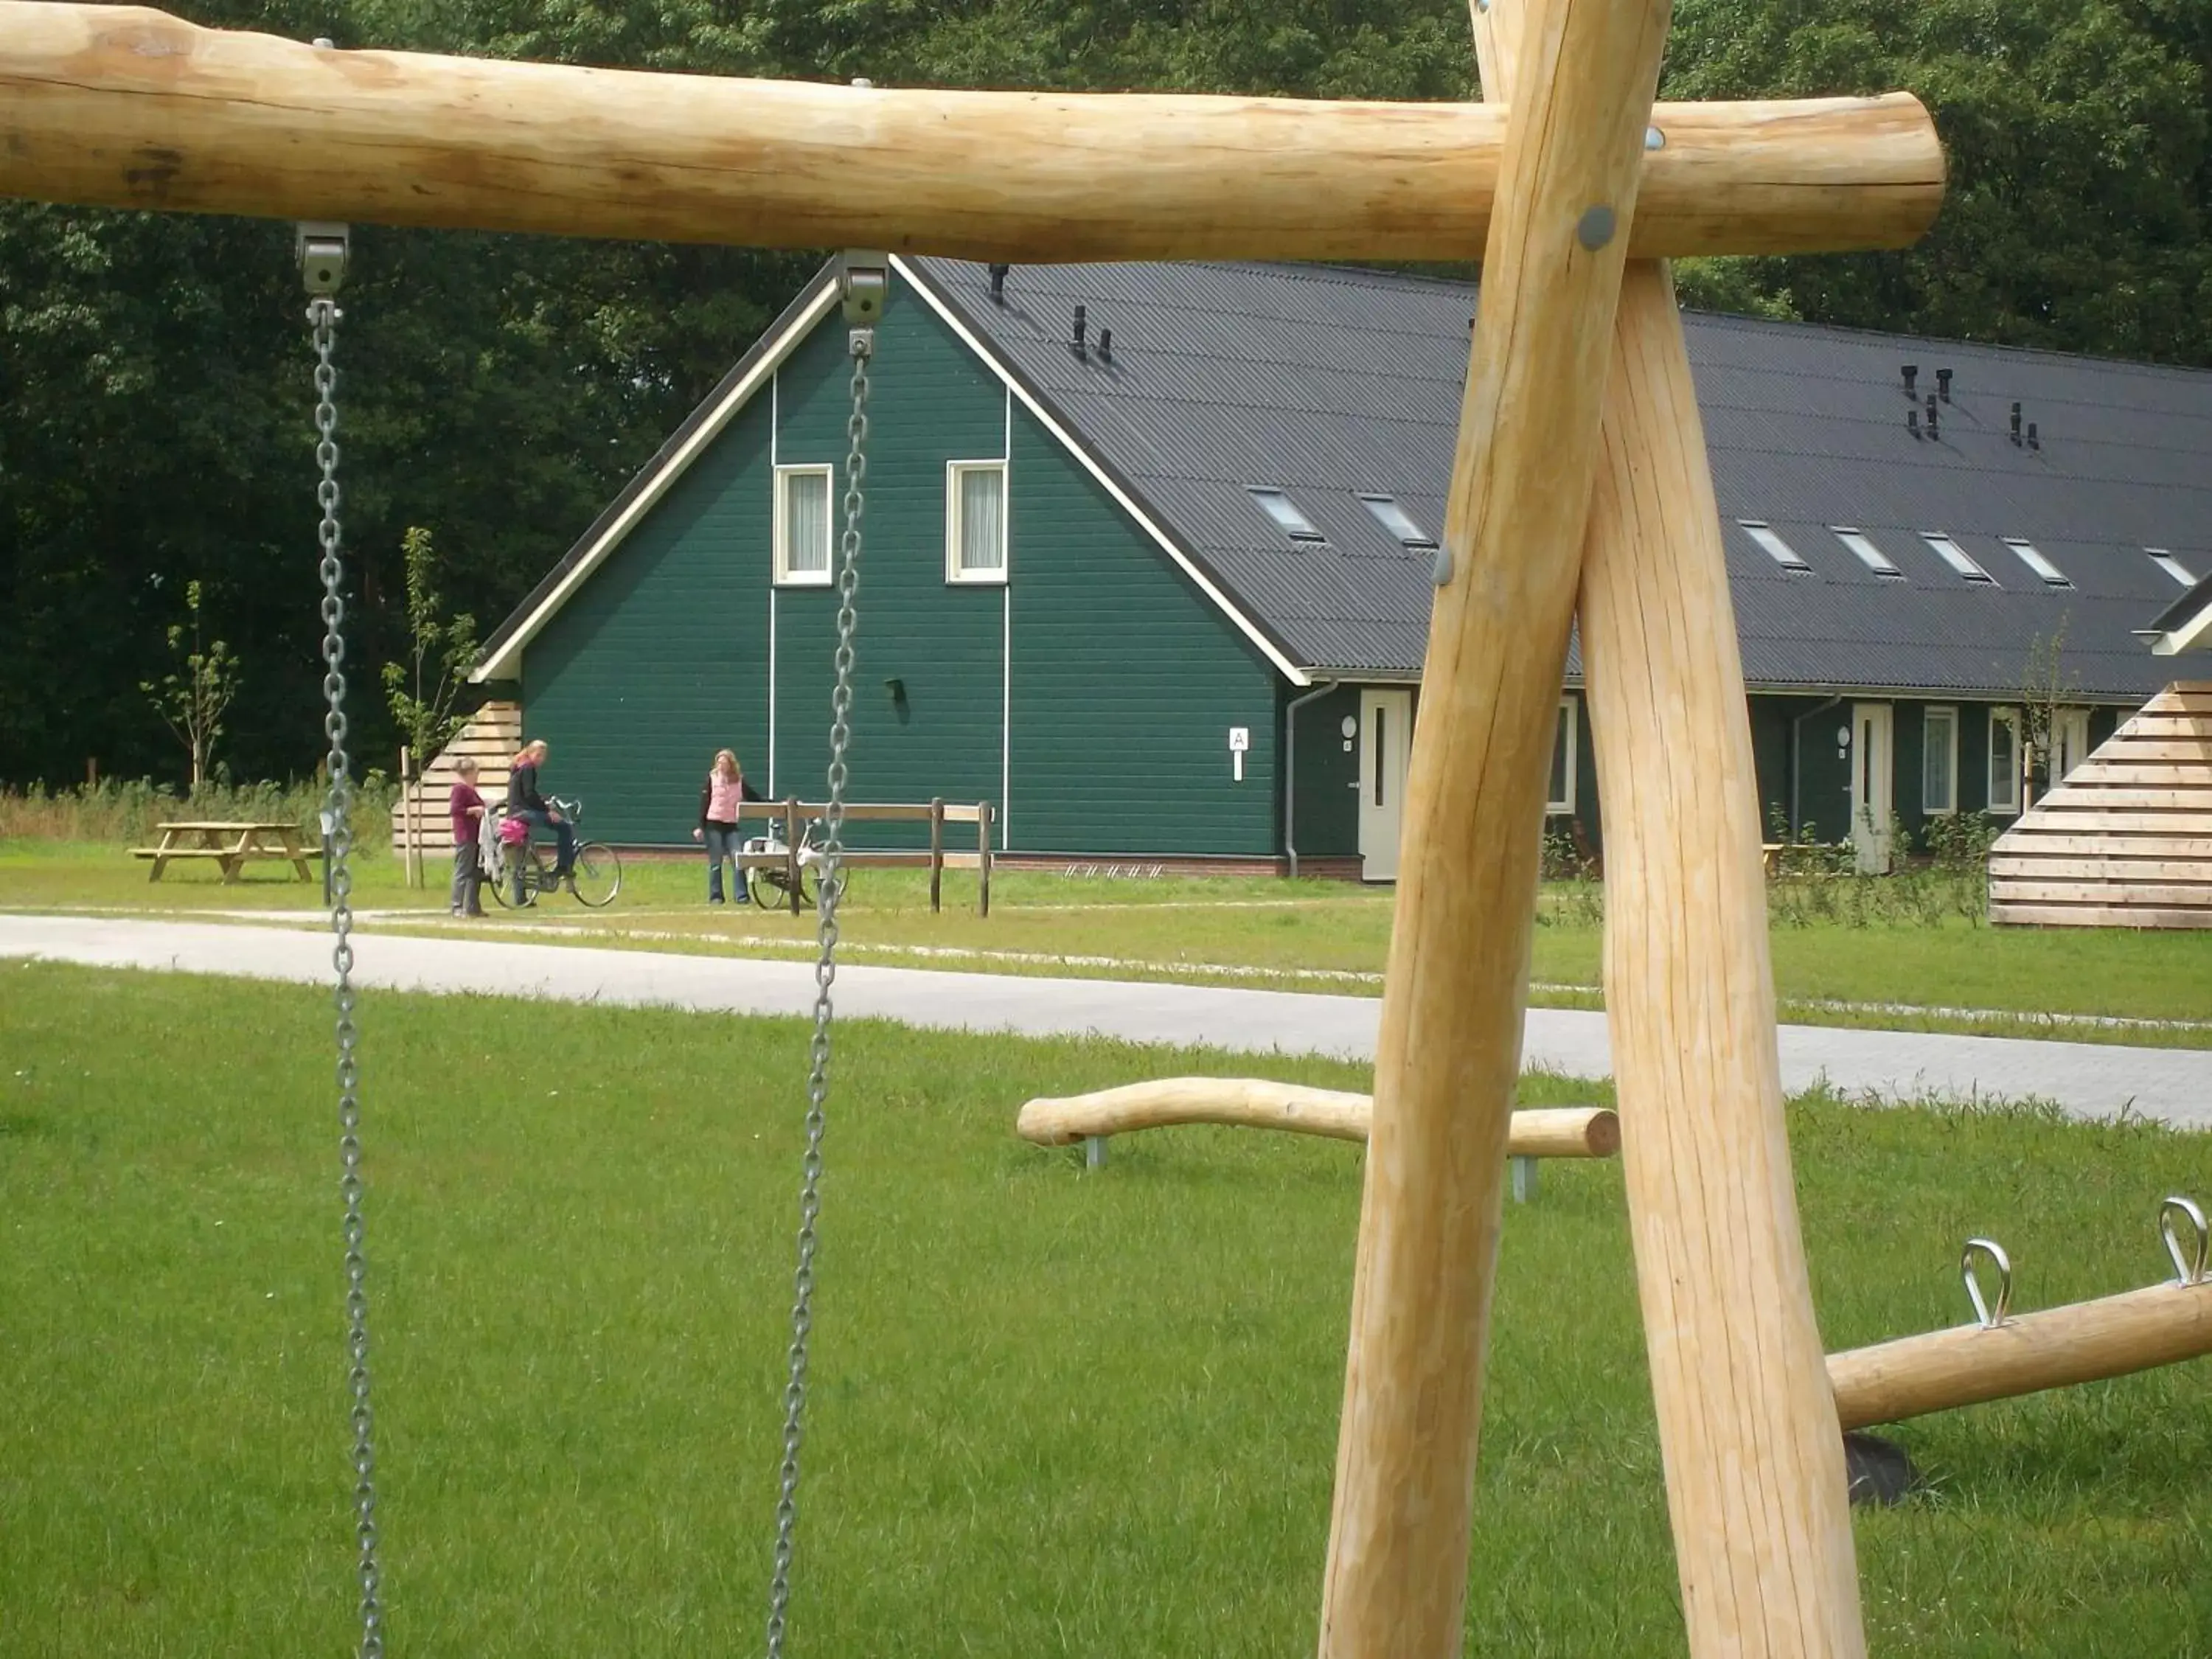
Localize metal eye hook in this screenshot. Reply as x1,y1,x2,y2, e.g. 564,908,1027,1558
2160,1195,2208,1287
1961,1237,2012,1329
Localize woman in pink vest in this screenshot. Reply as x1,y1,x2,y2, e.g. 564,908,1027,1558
693,748,745,904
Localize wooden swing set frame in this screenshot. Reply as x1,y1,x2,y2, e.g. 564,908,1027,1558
7,4,2204,1655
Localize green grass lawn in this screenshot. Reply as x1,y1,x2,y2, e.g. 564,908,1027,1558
3,963,2209,1656
4,838,2211,1042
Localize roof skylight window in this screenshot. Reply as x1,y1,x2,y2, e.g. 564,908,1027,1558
1921,532,1996,585
1739,521,1811,573
1358,495,1437,549
1248,487,1326,543
2002,538,2072,589
2149,549,2198,587
1831,526,1904,580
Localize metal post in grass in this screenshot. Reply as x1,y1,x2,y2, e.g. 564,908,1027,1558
978,802,992,918
929,796,944,914
785,797,802,918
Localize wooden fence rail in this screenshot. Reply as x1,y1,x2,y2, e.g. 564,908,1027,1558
731,798,995,916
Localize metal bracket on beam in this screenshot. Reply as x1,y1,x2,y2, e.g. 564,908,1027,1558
296,220,349,296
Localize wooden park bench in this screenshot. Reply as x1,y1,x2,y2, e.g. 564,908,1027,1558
132,820,318,883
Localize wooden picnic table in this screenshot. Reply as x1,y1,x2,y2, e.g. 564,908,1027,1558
132,820,318,883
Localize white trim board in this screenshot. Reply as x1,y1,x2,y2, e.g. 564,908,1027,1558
473,278,842,682
2152,597,2212,656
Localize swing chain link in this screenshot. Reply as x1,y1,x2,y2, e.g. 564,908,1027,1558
765,313,872,1659
311,293,386,1659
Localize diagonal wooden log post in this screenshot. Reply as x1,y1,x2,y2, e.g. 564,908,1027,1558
1315,0,1671,1652
1471,4,1870,1655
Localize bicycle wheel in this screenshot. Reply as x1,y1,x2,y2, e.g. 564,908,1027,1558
570,841,622,908
745,857,783,911
490,843,545,908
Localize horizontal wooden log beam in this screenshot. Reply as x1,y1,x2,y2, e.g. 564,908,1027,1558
1827,1279,2212,1430
0,5,1942,260
1016,1079,1621,1158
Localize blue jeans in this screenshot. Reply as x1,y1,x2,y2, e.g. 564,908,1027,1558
703,823,740,902
515,808,575,901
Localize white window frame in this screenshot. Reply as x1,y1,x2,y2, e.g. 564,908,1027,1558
1988,707,2022,815
1739,520,1811,573
2002,538,2072,588
1832,526,1904,580
945,459,1009,585
1922,531,1997,585
1248,487,1327,544
2148,548,2198,587
1547,697,1578,815
1921,705,1958,816
773,464,834,587
1358,494,1437,550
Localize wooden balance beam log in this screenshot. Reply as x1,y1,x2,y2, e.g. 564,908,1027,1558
1016,1079,1619,1158
1828,1278,2212,1431
0,4,1941,262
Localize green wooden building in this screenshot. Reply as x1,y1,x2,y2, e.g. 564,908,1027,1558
475,258,2211,877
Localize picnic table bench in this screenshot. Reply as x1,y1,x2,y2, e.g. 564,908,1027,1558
131,820,318,883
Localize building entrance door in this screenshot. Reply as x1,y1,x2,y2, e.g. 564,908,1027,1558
1358,688,1413,883
1849,702,1893,872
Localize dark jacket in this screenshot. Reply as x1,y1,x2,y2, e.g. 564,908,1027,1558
508,761,549,815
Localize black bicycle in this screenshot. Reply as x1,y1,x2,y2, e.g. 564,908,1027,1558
742,815,826,911
486,796,622,909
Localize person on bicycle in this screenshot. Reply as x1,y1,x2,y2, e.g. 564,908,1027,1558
506,738,577,898
693,748,745,905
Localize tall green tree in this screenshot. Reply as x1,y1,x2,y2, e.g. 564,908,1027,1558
380,526,480,768
141,579,243,791
1663,0,2212,365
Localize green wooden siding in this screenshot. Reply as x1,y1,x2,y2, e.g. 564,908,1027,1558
768,288,1006,845
1005,404,1280,855
523,411,773,846
524,275,1284,855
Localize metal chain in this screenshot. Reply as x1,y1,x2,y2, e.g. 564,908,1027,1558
765,324,871,1659
312,294,386,1659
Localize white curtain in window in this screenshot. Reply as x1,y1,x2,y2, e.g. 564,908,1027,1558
785,471,830,574
1922,709,1955,813
959,467,1005,573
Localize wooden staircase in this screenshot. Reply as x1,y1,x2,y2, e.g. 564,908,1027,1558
389,700,522,855
1988,681,2212,928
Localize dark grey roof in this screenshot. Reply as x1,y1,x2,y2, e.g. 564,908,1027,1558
910,257,2212,700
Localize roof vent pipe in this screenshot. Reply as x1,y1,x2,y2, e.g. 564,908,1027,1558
1097,327,1113,364
2010,402,2023,445
1925,394,1940,440
2027,421,2039,451
988,263,1009,304
1907,408,1921,438
1936,367,1953,402
1902,364,1918,397
1071,304,1087,359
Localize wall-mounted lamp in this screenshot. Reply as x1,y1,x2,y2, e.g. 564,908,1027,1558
886,676,910,723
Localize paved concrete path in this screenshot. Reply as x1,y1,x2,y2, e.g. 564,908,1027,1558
4,913,2206,1130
